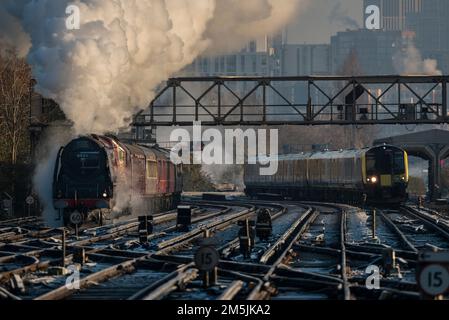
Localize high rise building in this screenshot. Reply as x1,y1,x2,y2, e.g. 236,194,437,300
182,33,285,78
363,0,422,31
406,0,449,73
331,29,402,75
281,44,331,76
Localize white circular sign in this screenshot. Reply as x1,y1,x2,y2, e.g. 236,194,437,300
26,196,34,205
419,264,449,296
70,211,83,225
194,246,219,272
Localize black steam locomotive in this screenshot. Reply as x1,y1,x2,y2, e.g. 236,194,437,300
53,135,182,226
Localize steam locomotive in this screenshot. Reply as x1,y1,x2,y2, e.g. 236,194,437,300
244,145,409,205
53,135,182,226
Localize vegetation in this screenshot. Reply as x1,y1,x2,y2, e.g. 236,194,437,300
182,164,216,192
0,49,33,216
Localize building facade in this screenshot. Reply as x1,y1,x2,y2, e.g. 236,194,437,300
281,44,331,76
182,35,284,78
406,0,449,73
363,0,422,31
331,29,402,75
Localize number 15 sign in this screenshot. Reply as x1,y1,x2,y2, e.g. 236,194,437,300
417,251,449,297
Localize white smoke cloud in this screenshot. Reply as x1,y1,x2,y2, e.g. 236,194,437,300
394,42,442,76
0,8,30,57
1,0,301,219
1,0,302,134
32,125,74,227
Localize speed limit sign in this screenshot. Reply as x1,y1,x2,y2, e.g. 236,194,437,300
69,210,83,225
417,251,449,297
194,246,219,272
26,196,34,205
419,265,449,296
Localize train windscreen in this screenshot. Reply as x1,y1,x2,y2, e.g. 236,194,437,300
366,147,405,175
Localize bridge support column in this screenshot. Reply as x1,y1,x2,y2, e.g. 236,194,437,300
429,158,441,201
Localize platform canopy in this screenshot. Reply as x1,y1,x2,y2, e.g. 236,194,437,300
375,129,449,200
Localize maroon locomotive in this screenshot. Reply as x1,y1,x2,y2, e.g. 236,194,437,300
53,135,182,225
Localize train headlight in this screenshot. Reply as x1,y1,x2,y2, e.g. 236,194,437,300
368,176,378,184
102,191,108,198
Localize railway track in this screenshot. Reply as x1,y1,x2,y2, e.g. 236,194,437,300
379,206,449,251
0,203,253,300
1,197,449,300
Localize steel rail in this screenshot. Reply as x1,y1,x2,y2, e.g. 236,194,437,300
259,207,316,264
401,205,449,241
339,208,351,300
156,206,256,254
128,263,198,300
377,209,418,253
217,203,288,257
246,208,318,300
34,257,140,300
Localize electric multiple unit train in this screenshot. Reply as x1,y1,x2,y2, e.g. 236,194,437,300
244,145,409,205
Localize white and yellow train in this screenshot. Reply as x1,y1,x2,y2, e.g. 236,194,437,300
244,145,409,205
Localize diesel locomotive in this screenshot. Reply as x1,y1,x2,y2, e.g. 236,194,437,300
244,145,409,205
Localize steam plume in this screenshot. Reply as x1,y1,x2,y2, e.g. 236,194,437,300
394,42,442,76
0,0,302,134
328,2,359,30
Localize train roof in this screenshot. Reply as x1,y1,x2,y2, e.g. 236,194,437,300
250,145,404,163
71,135,172,162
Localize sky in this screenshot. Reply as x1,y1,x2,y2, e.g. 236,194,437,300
287,0,363,44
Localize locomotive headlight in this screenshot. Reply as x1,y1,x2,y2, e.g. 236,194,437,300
370,176,378,184
102,192,108,198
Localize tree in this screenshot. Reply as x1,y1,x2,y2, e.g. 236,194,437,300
0,49,32,165
182,164,216,192
0,49,33,216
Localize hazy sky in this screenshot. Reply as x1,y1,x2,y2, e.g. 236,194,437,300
287,0,363,44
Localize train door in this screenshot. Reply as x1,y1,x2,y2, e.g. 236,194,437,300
146,160,157,195
158,160,164,193
176,164,183,193
115,146,127,185
168,161,174,193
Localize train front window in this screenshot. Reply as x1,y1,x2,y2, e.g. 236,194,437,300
366,149,392,175
366,148,405,175
393,151,405,174
366,155,376,174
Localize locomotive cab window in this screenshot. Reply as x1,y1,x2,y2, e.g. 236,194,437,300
118,149,126,164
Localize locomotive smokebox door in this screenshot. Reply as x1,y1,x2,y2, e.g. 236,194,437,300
256,208,273,240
